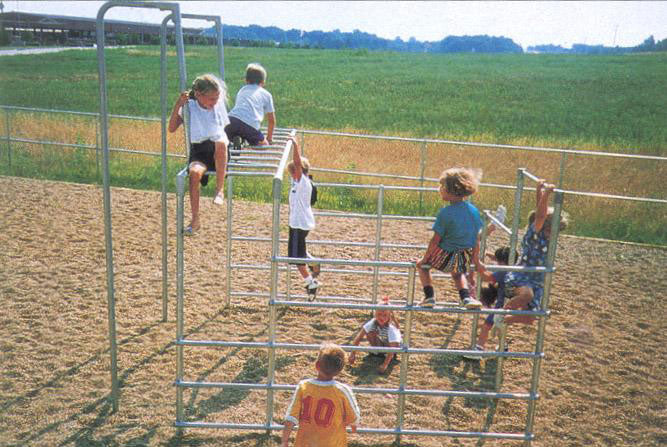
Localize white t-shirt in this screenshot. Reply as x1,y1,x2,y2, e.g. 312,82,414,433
180,98,230,144
363,318,402,345
229,84,274,130
288,175,315,231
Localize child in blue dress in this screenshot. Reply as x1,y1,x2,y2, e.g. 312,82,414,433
417,167,483,309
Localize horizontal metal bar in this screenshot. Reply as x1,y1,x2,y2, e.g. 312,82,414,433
174,420,532,440
273,256,415,269
298,128,666,162
177,339,543,359
175,380,535,400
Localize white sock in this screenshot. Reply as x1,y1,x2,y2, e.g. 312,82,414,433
304,275,314,285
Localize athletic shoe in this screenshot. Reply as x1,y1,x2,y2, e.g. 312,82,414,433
495,204,507,225
462,296,482,309
232,135,243,150
490,314,506,338
463,345,484,360
419,297,435,308
213,191,224,205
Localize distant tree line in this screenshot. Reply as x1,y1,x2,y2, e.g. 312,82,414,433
210,25,522,53
527,36,667,54
209,24,666,54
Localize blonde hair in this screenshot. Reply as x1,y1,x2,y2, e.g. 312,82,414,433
375,296,400,329
245,63,267,84
528,207,570,231
439,167,482,197
317,343,346,377
287,157,310,176
188,73,228,105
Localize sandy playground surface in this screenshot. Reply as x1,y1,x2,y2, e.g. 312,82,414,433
0,175,665,447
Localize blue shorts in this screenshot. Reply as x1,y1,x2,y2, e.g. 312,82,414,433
288,227,309,263
504,272,543,311
225,116,265,146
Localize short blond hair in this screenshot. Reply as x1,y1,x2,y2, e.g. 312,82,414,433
246,63,267,84
439,167,482,197
317,343,346,377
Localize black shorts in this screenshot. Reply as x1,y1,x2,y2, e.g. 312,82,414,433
288,227,309,263
225,116,265,146
188,140,216,172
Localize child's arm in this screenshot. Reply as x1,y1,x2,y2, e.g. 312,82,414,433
266,111,276,144
168,91,189,133
281,421,295,447
533,180,555,233
287,137,303,181
348,327,367,365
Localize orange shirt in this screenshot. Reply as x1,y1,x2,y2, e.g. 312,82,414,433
285,378,360,447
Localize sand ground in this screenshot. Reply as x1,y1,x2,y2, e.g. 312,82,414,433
0,175,665,447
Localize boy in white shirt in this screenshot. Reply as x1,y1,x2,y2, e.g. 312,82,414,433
286,137,321,297
225,63,276,147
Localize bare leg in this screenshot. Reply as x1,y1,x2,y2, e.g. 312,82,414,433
477,321,492,348
416,258,433,288
188,163,206,230
504,286,536,325
214,141,227,200
297,264,309,279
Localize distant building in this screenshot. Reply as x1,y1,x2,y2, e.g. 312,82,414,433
0,11,209,46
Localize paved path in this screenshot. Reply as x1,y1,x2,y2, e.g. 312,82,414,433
0,46,125,56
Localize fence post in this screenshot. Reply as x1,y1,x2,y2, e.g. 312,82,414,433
175,170,186,423
558,152,568,189
395,263,416,445
418,141,427,214
5,108,11,170
372,185,384,304
509,169,525,265
225,174,234,306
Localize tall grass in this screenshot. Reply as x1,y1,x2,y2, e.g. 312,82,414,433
0,47,666,153
0,47,665,245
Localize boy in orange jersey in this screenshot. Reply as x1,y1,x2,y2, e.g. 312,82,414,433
282,343,360,447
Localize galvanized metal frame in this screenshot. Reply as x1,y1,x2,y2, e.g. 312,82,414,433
159,12,224,322
96,0,186,413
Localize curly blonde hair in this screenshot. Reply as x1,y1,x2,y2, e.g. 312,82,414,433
439,167,482,197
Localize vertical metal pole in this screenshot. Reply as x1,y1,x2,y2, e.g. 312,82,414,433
418,141,426,214
96,3,118,413
509,169,525,265
558,153,568,189
94,111,100,180
523,191,564,445
4,109,11,169
266,175,283,432
371,185,384,303
214,18,224,80
159,14,171,322
470,213,488,348
176,171,186,422
225,174,233,306
395,264,416,444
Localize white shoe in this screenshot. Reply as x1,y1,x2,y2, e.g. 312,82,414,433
463,345,484,360
495,204,507,224
307,279,321,291
462,297,482,309
213,191,225,205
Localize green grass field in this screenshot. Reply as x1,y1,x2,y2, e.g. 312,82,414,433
1,46,666,152
0,46,665,245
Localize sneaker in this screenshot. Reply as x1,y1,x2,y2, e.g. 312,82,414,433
462,296,482,309
495,204,507,225
305,279,320,301
463,345,484,360
213,191,225,205
183,223,200,236
232,135,243,150
419,297,435,308
308,262,321,278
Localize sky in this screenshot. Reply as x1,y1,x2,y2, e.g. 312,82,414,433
4,1,667,49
